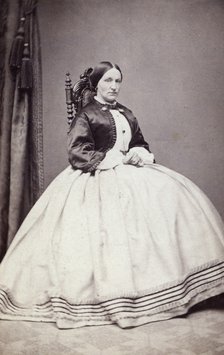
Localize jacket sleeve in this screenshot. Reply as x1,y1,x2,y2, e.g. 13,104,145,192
67,112,106,172
129,116,151,152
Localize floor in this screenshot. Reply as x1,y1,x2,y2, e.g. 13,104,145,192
0,302,224,355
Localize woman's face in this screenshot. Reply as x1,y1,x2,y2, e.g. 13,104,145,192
96,68,122,103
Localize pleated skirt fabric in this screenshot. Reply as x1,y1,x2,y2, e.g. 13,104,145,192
0,164,224,329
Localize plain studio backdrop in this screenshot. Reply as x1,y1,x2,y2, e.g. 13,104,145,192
39,0,224,219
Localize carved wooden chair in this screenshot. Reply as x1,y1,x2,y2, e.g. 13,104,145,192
65,68,94,125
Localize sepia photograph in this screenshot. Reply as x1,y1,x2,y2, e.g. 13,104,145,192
0,0,224,353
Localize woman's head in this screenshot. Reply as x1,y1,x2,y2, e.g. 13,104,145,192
90,61,122,103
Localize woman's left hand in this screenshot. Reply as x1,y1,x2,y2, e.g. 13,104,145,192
123,151,144,167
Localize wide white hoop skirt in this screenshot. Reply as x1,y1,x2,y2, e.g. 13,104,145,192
0,164,224,329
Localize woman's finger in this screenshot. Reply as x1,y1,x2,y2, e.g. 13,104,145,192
123,152,143,166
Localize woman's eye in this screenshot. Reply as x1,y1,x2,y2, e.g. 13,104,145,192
104,78,121,83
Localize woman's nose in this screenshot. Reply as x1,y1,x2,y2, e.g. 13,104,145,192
110,81,116,90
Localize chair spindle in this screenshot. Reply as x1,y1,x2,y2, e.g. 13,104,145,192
65,72,74,125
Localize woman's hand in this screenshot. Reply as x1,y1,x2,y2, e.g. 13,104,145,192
123,151,144,167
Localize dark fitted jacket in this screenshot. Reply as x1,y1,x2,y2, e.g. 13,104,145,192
67,99,151,173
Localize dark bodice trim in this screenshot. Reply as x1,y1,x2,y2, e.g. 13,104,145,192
91,100,117,153
104,111,117,152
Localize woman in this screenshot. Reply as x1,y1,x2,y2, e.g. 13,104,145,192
0,61,224,329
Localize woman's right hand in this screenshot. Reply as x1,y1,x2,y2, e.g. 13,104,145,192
123,151,144,167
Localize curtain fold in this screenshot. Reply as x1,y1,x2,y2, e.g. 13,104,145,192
0,0,43,261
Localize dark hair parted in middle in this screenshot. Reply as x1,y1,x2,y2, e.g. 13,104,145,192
90,61,123,89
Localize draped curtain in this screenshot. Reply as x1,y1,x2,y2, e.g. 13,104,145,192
0,0,44,261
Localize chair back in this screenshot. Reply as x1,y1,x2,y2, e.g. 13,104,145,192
65,68,94,125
